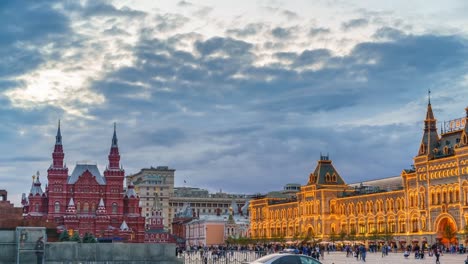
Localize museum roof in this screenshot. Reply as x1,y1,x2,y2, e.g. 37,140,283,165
68,163,106,185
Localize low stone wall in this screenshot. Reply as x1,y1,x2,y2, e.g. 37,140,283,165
0,230,182,264
45,242,182,264
0,230,16,264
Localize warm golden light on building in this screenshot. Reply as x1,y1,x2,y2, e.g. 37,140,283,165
250,99,468,247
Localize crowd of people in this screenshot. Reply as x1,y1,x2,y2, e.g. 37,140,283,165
178,241,468,263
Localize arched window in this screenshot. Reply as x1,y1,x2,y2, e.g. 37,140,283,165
112,203,118,214
76,202,81,213
91,203,96,212
35,203,39,212
54,201,60,213
83,202,89,213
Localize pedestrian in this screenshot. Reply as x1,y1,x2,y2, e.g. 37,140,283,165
359,245,367,262
35,236,44,264
435,249,440,264
465,255,468,264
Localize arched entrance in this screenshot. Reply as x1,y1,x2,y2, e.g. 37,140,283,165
435,215,458,246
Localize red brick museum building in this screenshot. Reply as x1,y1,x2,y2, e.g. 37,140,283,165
22,122,145,242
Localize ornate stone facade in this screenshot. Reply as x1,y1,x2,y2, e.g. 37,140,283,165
21,123,145,242
250,101,468,247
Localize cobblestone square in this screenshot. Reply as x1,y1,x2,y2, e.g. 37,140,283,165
319,251,467,264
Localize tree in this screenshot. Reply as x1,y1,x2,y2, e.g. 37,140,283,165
369,229,380,245
339,230,347,242
59,230,70,242
70,231,81,242
443,225,457,246
381,227,394,243
83,232,97,243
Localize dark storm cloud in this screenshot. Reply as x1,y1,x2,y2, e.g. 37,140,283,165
293,49,332,67
177,1,193,7
79,0,145,17
271,27,295,39
153,13,190,32
137,128,187,147
103,26,130,36
373,27,405,40
195,37,253,57
282,10,299,20
0,156,49,164
0,0,71,77
274,52,298,61
225,23,265,37
341,18,369,31
193,7,213,18
309,27,331,37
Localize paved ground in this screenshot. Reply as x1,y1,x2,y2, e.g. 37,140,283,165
182,251,468,264
319,251,468,264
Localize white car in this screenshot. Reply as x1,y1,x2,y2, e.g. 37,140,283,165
245,253,322,264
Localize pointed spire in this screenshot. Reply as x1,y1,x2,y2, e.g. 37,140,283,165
56,119,62,145
112,122,118,147
428,89,431,105
426,101,435,120
98,198,105,207
418,91,439,156
120,220,129,231
68,198,75,206
107,123,121,170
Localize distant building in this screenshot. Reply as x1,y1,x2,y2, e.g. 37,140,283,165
0,190,23,229
21,122,145,242
185,200,250,247
126,166,175,228
169,187,249,229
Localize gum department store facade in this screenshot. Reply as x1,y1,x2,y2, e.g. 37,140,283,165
250,100,468,247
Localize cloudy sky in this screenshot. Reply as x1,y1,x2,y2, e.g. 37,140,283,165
1,0,468,205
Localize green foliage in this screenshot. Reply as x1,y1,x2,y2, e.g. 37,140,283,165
70,231,81,242
59,230,70,242
339,230,347,241
347,228,357,242
443,225,456,244
381,227,394,242
369,229,379,242
83,232,97,243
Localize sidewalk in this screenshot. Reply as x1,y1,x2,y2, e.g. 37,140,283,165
320,251,467,264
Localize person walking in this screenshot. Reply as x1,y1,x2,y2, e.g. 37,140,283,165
35,236,44,264
359,245,367,262
434,248,440,264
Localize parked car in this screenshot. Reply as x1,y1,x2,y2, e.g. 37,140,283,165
243,253,322,264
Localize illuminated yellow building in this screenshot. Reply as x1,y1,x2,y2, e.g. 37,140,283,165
250,100,468,247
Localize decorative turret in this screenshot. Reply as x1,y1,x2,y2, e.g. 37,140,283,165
96,198,107,215
120,220,130,231
108,123,121,170
307,155,346,186
418,91,439,157
65,198,76,214
124,183,140,215
460,106,468,146
147,208,164,230
124,183,138,198
29,171,44,196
